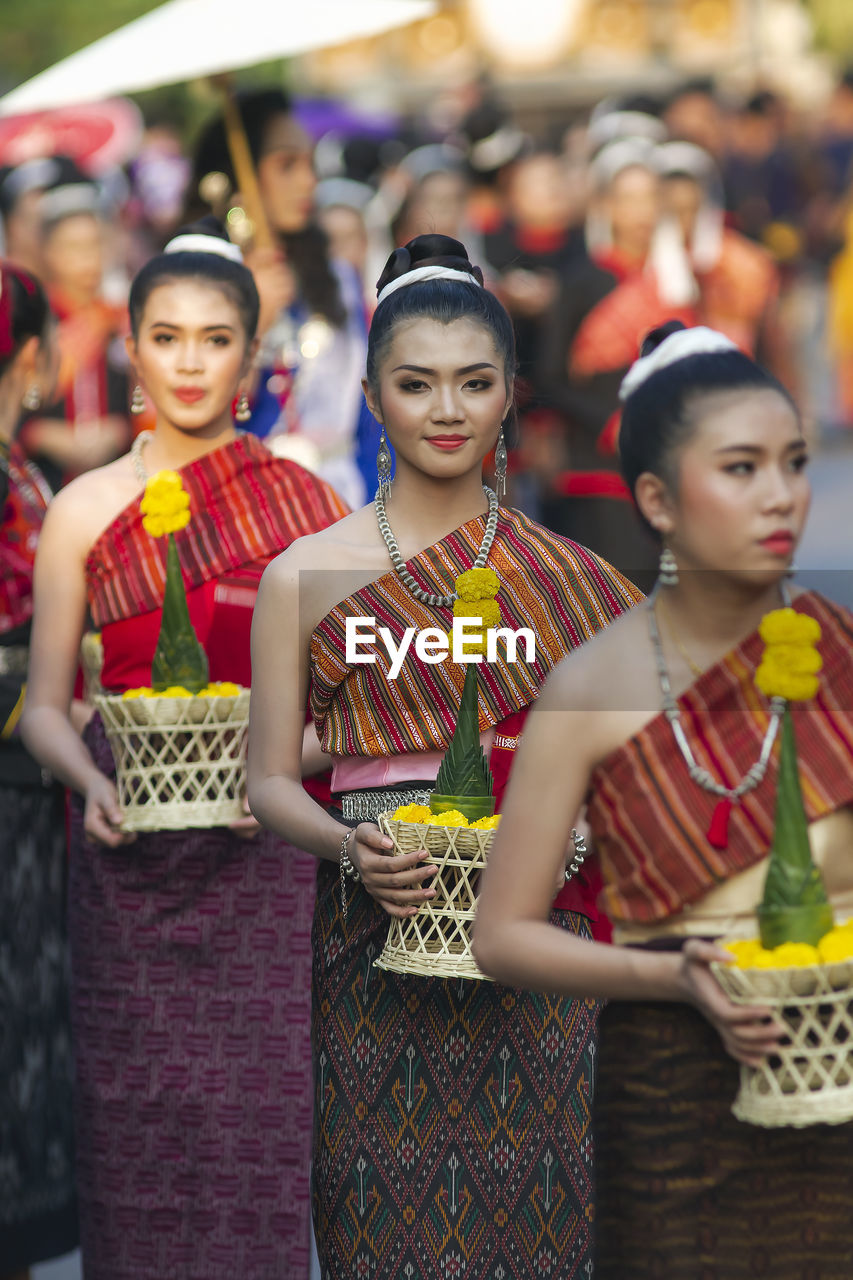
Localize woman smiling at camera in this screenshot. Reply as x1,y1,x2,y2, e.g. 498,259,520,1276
20,220,347,1280
247,233,641,1279
473,321,853,1278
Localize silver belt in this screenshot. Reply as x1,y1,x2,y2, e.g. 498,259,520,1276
0,645,28,677
340,787,432,824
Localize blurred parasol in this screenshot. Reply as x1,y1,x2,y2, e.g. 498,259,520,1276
0,0,436,116
0,100,143,174
0,0,435,248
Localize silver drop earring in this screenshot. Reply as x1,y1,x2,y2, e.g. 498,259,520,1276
494,423,508,501
376,427,393,502
235,392,251,423
658,546,679,587
22,384,41,411
130,385,146,415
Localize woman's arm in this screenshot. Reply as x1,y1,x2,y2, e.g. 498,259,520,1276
20,482,130,846
473,658,784,1067
247,549,440,918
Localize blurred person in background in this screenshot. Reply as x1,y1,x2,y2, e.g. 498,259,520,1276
0,158,58,278
663,78,728,163
315,177,372,291
483,147,585,399
658,141,791,389
188,88,372,508
535,137,671,584
18,166,132,492
723,90,804,251
0,261,78,1280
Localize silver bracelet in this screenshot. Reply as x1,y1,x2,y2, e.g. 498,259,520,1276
339,828,359,921
564,829,588,882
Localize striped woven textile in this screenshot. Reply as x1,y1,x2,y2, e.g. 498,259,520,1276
587,590,853,924
1,443,50,634
309,505,641,757
86,435,348,627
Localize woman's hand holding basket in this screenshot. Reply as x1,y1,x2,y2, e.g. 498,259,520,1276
349,822,437,919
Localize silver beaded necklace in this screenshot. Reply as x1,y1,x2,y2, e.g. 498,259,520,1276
647,583,789,813
374,485,499,608
130,430,153,484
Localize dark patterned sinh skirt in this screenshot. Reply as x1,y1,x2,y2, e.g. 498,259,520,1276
312,860,598,1279
0,776,78,1272
595,998,853,1279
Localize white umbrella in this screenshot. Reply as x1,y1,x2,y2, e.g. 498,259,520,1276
0,0,436,116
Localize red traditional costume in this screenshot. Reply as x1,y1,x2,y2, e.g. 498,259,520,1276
70,435,347,1280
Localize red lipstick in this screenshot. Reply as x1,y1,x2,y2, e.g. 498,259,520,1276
759,531,795,555
427,435,468,451
173,387,206,404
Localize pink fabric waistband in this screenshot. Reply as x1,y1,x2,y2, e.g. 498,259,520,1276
331,728,496,792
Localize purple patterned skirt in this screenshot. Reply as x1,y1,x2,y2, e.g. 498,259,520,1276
69,716,317,1279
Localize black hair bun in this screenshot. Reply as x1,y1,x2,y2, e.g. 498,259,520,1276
375,233,484,297
639,319,688,358
172,214,232,244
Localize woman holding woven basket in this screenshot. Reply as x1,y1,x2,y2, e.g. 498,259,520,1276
474,320,853,1277
248,232,642,1279
20,223,348,1280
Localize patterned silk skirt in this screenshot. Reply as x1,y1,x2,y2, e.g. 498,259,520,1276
595,998,853,1279
311,859,598,1279
0,776,78,1272
68,717,317,1280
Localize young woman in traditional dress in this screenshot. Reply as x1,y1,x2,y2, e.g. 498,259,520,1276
248,233,642,1279
0,262,79,1280
21,223,348,1280
474,321,853,1277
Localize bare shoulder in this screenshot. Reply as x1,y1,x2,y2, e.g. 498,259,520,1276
544,602,653,710
263,505,387,583
43,454,139,552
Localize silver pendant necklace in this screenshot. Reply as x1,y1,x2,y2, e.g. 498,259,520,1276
647,583,790,847
374,485,499,608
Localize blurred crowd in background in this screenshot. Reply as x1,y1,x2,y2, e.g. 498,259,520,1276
4,69,853,579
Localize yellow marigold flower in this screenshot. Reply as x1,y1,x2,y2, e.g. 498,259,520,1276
750,948,781,968
455,568,499,602
446,631,490,657
755,662,820,702
121,687,151,699
723,938,763,967
771,942,821,967
755,609,823,702
140,470,191,538
428,809,469,827
452,600,502,627
160,685,192,697
198,681,241,697
470,814,501,829
392,803,432,823
818,927,853,965
759,608,821,647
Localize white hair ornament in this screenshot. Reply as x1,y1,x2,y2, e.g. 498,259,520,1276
164,233,244,264
619,326,739,402
377,264,481,305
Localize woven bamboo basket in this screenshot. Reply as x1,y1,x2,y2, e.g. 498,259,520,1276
374,813,496,981
93,689,250,832
712,954,853,1127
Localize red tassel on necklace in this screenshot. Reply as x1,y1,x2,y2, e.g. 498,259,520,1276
707,798,734,849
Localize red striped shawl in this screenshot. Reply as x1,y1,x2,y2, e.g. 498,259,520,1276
309,505,641,757
587,591,853,923
86,435,348,626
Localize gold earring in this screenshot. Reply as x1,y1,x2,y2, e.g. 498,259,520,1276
235,392,251,423
130,385,146,415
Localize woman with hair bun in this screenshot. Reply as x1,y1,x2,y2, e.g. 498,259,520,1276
21,221,348,1280
475,321,853,1276
0,260,79,1280
248,232,641,1278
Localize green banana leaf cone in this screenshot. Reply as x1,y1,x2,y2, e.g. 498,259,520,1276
150,532,209,694
757,707,833,950
431,663,496,824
